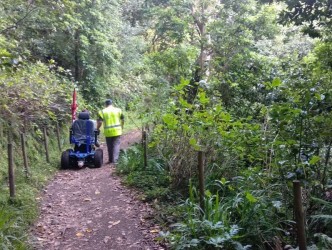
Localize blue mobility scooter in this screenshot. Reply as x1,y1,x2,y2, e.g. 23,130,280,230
61,112,103,169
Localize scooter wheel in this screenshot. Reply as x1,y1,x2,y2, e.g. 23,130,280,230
61,150,71,169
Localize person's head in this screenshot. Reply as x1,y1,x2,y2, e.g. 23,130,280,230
105,99,112,107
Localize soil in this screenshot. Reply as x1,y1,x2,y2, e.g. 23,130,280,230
29,130,165,250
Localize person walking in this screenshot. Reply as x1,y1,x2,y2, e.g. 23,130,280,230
97,99,124,165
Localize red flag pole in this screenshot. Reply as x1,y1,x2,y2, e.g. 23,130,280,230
71,88,78,123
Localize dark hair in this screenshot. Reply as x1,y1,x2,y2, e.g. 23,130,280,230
105,99,113,106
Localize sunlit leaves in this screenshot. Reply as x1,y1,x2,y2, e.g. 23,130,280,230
189,137,200,150
174,78,190,91
271,77,282,88
198,91,209,105
162,113,178,130
309,156,320,165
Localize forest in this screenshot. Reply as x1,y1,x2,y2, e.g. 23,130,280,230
0,0,331,249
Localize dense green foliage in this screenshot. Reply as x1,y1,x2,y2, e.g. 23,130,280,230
278,0,332,38
119,0,332,249
117,145,171,201
1,0,331,249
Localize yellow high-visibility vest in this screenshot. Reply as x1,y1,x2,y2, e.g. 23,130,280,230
98,106,122,137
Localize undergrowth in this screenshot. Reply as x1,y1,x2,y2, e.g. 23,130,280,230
116,143,332,250
0,125,69,249
117,144,171,201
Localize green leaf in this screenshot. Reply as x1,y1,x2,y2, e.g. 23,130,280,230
198,91,209,105
220,178,227,185
174,79,190,91
162,114,178,129
271,78,282,87
205,190,212,197
179,97,192,108
309,155,320,165
182,124,190,131
189,138,197,146
245,192,257,203
221,112,231,122
189,138,200,150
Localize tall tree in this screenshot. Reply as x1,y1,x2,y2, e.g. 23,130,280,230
1,0,123,104
278,0,332,38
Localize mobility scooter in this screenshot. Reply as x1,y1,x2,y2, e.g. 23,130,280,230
61,111,103,169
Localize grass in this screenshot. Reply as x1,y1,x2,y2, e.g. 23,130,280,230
0,126,70,249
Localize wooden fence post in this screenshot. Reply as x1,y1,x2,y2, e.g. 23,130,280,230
293,180,307,250
198,151,205,213
56,122,61,151
43,126,50,163
8,122,12,142
20,133,29,178
0,120,3,145
141,126,144,146
8,141,15,198
143,130,148,169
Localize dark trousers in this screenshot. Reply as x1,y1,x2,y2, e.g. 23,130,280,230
106,136,121,163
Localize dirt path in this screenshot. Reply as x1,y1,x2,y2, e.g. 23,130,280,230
30,130,163,250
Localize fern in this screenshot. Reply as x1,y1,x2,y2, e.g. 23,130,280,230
314,233,332,250
310,197,332,226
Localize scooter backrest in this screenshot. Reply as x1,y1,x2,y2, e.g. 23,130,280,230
72,112,95,142
78,112,90,120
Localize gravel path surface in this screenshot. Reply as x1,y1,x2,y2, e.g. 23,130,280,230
30,130,164,250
